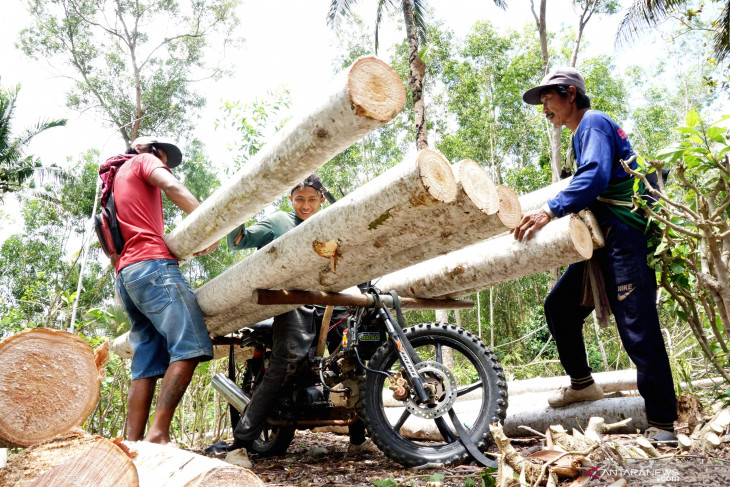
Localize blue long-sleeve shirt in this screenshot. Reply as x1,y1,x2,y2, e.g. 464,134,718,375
547,110,636,226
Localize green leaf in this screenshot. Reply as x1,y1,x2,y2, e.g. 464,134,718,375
429,473,445,482
706,126,727,143
481,468,497,487
670,259,685,274
685,109,701,128
465,478,476,487
372,478,398,487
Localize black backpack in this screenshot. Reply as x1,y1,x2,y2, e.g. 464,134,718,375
95,154,133,261
94,191,125,259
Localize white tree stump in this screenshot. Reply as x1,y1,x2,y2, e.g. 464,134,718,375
0,329,102,447
165,56,406,261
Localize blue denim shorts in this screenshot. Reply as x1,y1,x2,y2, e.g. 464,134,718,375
116,259,214,380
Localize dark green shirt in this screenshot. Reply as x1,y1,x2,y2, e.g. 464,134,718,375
227,211,303,250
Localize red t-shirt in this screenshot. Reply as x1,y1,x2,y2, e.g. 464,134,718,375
114,153,175,272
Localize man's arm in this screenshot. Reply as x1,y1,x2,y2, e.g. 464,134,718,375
149,167,218,256
149,167,200,215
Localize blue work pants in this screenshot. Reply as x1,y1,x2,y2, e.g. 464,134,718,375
544,221,677,427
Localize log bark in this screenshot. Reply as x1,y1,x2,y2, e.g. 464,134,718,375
0,433,138,487
337,184,522,291
377,395,646,442
126,440,264,487
0,329,102,447
376,214,593,299
198,149,458,335
164,56,406,261
507,369,638,396
303,159,507,289
517,177,573,213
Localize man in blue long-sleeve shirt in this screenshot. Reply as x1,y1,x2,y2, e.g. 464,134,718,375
515,68,677,443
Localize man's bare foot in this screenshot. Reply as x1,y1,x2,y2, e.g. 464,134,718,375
143,431,171,445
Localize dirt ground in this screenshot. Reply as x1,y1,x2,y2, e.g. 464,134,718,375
199,430,730,486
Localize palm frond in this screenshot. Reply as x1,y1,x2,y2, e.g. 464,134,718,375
375,0,397,54
712,4,730,61
327,0,360,30
412,0,429,48
616,0,688,47
16,119,68,148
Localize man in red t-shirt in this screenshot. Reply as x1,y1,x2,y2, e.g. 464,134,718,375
113,136,218,445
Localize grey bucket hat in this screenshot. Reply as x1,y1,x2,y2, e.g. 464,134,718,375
131,136,183,168
522,67,587,105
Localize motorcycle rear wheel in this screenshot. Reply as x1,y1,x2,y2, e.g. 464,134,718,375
360,322,507,467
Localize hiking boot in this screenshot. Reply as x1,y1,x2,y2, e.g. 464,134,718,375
547,382,604,407
347,438,379,455
644,427,678,447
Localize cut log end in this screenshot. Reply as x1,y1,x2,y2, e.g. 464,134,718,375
0,329,100,447
456,159,499,215
348,56,406,122
568,214,594,260
0,434,138,487
416,149,458,204
495,185,522,229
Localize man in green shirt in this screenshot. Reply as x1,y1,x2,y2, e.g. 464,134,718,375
224,175,376,463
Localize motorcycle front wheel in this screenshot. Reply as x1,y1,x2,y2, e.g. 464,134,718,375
360,322,507,467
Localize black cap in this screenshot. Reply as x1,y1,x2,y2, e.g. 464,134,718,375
522,67,587,105
291,174,324,195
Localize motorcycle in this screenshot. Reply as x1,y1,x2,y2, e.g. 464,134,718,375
211,285,508,467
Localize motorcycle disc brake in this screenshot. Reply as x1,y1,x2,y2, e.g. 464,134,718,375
404,361,457,419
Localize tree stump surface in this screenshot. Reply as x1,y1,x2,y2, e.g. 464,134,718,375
0,329,101,447
0,433,138,487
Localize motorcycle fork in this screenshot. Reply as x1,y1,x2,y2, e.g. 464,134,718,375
375,306,430,403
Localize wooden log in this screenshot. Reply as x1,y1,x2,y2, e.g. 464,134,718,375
331,184,522,292
376,213,593,299
198,149,458,334
0,329,102,447
0,433,138,487
126,440,264,487
271,158,507,293
164,56,406,261
253,289,473,309
517,177,572,213
507,369,638,396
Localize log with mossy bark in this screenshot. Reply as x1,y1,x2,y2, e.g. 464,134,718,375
0,329,107,448
375,213,593,300
164,56,406,261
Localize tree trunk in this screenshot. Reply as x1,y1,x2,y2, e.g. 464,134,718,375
165,56,406,261
126,440,264,487
382,395,647,441
507,369,638,396
517,177,573,213
377,214,593,299
402,0,428,151
0,329,104,447
323,184,520,293
0,434,138,487
196,148,455,317
201,166,517,336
